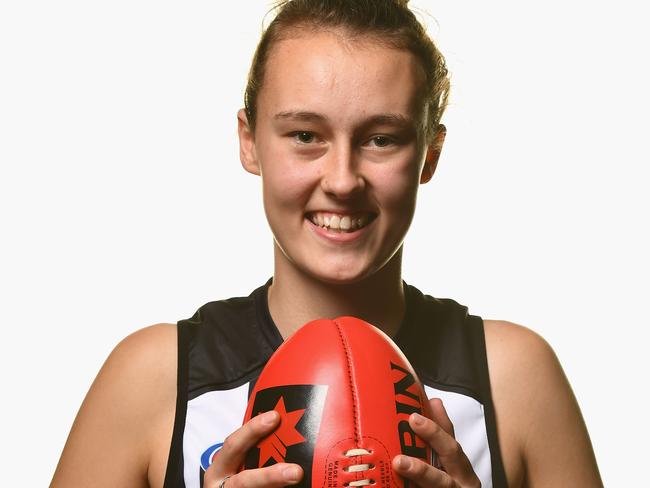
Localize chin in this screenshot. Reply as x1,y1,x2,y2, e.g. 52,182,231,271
303,261,380,286
312,274,366,286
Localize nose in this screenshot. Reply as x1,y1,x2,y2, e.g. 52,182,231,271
320,145,366,199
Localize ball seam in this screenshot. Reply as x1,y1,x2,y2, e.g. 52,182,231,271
333,318,361,447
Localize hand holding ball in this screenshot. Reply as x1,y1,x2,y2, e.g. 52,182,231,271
243,317,433,488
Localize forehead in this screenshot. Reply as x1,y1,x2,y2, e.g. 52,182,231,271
258,31,427,126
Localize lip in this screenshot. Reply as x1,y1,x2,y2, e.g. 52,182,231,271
305,209,375,219
305,215,374,243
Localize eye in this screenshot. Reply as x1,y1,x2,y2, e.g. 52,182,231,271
367,135,394,148
292,131,316,144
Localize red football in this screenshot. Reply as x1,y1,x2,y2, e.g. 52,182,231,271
243,316,432,488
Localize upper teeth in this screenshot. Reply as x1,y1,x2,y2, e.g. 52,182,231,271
309,212,371,231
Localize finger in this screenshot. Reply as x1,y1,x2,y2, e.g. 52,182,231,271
211,410,280,474
429,397,454,437
392,455,458,488
226,463,303,488
409,413,479,486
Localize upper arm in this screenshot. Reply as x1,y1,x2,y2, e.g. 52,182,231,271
51,323,178,488
484,320,602,488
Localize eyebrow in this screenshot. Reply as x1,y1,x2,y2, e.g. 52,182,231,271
273,111,415,129
273,111,328,122
365,113,414,129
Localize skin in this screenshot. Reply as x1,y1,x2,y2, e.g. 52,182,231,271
237,31,440,339
51,31,603,488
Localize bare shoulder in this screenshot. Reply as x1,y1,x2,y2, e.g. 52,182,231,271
51,323,178,488
483,320,602,487
482,320,563,441
483,320,557,388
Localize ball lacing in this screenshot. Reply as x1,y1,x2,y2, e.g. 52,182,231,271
343,449,375,486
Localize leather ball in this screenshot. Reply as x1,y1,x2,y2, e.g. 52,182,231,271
243,316,432,488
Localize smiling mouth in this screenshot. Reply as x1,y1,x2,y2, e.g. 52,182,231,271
306,211,377,233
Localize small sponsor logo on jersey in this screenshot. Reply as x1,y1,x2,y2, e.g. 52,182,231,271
200,442,224,472
391,362,429,488
245,384,328,488
199,442,224,488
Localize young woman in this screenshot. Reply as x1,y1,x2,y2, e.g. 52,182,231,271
51,1,602,487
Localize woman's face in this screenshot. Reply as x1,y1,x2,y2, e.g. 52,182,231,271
238,31,438,285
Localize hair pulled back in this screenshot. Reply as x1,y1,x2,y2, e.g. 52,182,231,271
244,0,450,143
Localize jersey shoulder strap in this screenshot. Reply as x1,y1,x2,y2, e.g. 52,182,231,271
179,281,280,400
164,281,279,488
398,283,508,487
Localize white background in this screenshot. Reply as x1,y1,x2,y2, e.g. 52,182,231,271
1,1,648,486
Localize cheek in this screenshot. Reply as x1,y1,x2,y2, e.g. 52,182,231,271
261,161,316,216
375,162,422,214
256,136,315,211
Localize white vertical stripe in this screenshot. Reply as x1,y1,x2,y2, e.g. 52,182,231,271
184,384,250,487
424,386,492,488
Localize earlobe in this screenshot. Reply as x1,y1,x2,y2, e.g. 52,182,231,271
420,125,446,184
237,108,261,176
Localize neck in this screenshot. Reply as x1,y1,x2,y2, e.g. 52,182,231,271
268,245,406,339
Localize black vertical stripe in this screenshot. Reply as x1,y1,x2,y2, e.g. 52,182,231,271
163,323,190,488
468,315,508,488
247,376,259,399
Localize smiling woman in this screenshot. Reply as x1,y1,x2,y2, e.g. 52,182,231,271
238,31,434,294
47,1,605,488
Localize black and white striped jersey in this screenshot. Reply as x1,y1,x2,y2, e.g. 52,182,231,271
163,280,507,488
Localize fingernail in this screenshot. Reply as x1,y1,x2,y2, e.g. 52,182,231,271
283,466,300,482
411,413,425,426
261,410,278,425
397,456,412,470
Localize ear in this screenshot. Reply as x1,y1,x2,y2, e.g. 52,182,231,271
237,108,260,176
420,124,446,184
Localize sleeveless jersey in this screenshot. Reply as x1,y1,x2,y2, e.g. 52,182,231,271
163,280,508,488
